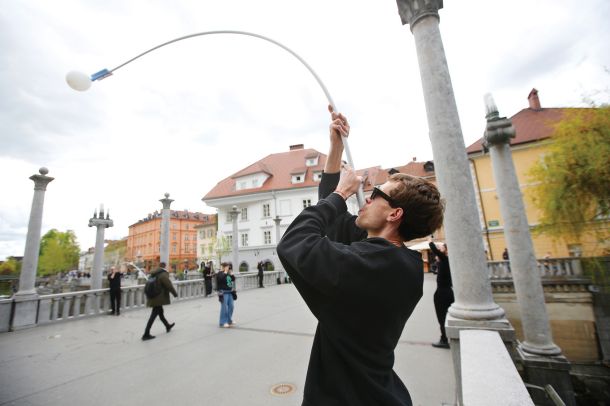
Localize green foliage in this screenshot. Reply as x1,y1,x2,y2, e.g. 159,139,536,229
214,235,231,267
37,229,80,276
0,258,20,275
104,239,127,267
528,106,610,242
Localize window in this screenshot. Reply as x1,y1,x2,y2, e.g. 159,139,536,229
303,199,312,209
567,244,582,257
263,203,270,217
241,233,249,247
172,233,177,241
208,243,214,254
239,181,247,189
241,208,248,221
313,172,322,181
185,234,190,241
199,230,205,239
172,244,177,253
227,235,233,246
264,230,272,245
200,245,205,255
185,224,189,230
252,179,259,187
291,174,305,184
208,229,213,238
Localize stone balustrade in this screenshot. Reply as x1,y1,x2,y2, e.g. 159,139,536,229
488,257,584,280
0,270,284,332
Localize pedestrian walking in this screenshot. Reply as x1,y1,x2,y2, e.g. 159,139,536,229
142,262,177,341
257,261,265,288
277,107,445,406
107,266,122,316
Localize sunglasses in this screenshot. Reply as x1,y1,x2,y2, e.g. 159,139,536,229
370,187,400,208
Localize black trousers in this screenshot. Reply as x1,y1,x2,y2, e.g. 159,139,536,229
144,306,170,334
110,289,121,314
204,278,213,295
258,273,264,288
433,287,455,341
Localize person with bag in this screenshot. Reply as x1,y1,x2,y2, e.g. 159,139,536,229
142,262,177,341
217,262,236,328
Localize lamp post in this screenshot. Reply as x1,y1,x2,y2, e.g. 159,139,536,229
159,193,174,266
13,167,54,330
66,30,364,208
88,204,113,290
229,205,240,272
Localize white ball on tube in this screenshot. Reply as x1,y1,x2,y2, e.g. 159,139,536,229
65,71,92,91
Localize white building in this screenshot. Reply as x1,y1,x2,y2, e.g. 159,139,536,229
203,144,435,272
203,144,361,272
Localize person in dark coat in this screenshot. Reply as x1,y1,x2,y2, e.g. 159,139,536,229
203,261,214,296
107,266,122,315
277,108,445,406
428,241,454,349
142,262,178,341
257,261,265,288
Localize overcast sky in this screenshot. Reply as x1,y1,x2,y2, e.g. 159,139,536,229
1,0,609,260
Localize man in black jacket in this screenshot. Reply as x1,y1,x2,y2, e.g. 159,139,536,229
277,108,445,406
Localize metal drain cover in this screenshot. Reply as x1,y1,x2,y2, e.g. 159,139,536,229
270,383,296,396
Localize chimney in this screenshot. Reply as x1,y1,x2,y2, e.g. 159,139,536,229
289,144,304,151
412,156,417,162
528,88,541,110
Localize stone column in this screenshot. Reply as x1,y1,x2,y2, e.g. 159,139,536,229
12,167,54,329
396,3,513,402
484,95,574,404
396,0,504,320
273,216,282,245
159,193,174,266
230,205,240,271
88,205,113,290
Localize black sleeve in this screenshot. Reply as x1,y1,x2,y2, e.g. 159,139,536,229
318,172,367,244
277,193,374,318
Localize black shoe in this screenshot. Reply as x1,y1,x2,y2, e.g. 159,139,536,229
116,312,120,316
432,340,450,349
166,322,175,333
141,334,156,341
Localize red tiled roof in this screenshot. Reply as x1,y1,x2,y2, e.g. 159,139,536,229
466,107,589,154
203,148,327,200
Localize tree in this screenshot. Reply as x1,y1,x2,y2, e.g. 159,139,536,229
38,229,80,276
0,258,20,275
214,234,231,269
104,239,127,269
528,106,610,243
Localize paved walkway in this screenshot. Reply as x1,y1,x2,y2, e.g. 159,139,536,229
0,274,455,405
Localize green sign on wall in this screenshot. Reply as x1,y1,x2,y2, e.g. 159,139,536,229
488,220,500,227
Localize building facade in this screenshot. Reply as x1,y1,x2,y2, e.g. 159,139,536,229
202,144,444,272
127,210,214,271
467,89,607,259
195,215,218,267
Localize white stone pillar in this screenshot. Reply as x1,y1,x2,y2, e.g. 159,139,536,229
484,95,561,356
88,205,113,290
397,0,504,320
12,167,54,329
159,193,174,266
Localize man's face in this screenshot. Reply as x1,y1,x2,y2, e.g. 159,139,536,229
355,181,400,233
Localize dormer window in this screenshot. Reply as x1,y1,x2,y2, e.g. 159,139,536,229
313,171,322,182
292,174,305,184
306,156,319,166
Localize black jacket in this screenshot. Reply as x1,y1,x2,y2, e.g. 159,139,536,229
429,242,452,288
277,172,423,406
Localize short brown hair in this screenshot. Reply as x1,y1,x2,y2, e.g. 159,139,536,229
388,173,445,241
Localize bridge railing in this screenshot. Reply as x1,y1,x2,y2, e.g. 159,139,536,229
487,257,583,279
0,270,284,332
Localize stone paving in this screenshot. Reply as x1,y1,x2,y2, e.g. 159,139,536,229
0,273,455,406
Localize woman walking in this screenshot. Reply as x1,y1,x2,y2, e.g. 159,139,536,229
217,263,236,328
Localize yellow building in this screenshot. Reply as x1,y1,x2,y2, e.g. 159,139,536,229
467,89,606,259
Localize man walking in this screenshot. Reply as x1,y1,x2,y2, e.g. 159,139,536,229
107,266,122,315
277,108,445,406
142,262,177,341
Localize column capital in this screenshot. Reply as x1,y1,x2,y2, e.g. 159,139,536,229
29,167,54,191
396,0,443,29
88,218,114,228
159,192,174,210
484,94,516,146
